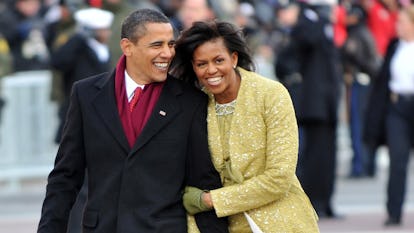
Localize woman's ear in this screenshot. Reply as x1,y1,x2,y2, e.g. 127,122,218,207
232,52,238,68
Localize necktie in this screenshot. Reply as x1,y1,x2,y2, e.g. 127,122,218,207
129,87,142,112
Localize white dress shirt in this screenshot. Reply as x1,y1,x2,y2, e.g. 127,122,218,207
389,40,414,94
124,71,145,102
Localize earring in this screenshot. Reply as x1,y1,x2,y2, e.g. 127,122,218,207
233,65,236,69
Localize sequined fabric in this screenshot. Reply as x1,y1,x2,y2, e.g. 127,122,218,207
188,68,319,233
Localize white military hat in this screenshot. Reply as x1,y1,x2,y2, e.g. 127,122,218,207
74,7,114,30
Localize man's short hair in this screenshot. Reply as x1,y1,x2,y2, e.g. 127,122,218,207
121,8,171,43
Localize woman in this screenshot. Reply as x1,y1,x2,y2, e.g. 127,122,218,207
364,5,414,226
171,20,319,233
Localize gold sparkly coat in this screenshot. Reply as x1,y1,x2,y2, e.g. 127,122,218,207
207,68,319,233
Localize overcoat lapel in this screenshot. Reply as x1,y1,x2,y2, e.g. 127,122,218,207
130,78,181,155
92,71,130,153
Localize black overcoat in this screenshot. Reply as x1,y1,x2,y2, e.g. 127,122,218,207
38,72,226,233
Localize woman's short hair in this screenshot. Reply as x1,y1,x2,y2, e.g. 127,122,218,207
171,20,255,83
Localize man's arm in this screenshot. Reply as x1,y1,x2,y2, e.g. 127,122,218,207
38,84,86,233
185,95,229,233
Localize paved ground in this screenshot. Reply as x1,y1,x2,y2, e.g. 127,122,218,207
0,124,413,233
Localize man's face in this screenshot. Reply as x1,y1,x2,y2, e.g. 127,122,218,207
180,0,213,29
94,28,112,44
277,5,300,28
16,0,41,17
122,23,176,85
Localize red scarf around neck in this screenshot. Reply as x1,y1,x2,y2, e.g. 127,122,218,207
115,55,165,148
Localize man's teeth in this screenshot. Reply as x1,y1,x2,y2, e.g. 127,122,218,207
155,63,168,68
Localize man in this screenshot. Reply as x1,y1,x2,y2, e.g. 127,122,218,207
276,0,342,218
37,8,227,233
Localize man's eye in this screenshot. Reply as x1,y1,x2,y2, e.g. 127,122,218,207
151,43,162,48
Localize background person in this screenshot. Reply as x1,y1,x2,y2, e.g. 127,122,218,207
52,7,114,143
364,4,414,226
0,0,51,72
276,0,342,218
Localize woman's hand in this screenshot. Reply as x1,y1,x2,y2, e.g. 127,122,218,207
183,186,213,215
201,191,213,208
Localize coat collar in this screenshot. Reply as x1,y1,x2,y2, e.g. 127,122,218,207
92,71,182,155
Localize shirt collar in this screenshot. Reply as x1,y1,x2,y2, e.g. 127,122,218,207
124,71,145,102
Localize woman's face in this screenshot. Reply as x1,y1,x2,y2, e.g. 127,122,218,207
396,10,414,41
192,38,239,103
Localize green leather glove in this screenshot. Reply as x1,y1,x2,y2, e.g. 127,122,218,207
183,186,211,215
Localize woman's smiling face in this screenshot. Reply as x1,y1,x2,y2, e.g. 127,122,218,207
192,38,240,103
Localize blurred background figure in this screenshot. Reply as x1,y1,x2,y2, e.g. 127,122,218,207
234,2,258,45
359,0,399,177
0,0,51,72
51,7,113,143
274,0,302,107
0,34,10,126
341,0,381,178
365,4,414,226
48,0,77,106
170,0,215,32
0,1,12,124
0,32,11,127
0,32,10,121
276,0,342,219
362,0,398,58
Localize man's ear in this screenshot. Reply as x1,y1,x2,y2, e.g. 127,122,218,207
120,38,131,56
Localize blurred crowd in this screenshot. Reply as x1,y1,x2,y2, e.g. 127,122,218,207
0,0,413,228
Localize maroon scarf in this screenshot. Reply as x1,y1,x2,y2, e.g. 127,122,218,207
115,55,165,148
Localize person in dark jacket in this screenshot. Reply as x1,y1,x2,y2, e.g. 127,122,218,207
37,8,228,233
276,0,342,218
0,0,51,72
342,1,381,178
364,5,414,226
52,7,114,143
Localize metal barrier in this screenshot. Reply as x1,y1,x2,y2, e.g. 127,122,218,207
0,70,57,192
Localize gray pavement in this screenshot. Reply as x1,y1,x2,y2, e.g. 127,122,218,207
0,124,413,233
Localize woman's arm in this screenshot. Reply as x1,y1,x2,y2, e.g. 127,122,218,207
209,82,299,217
